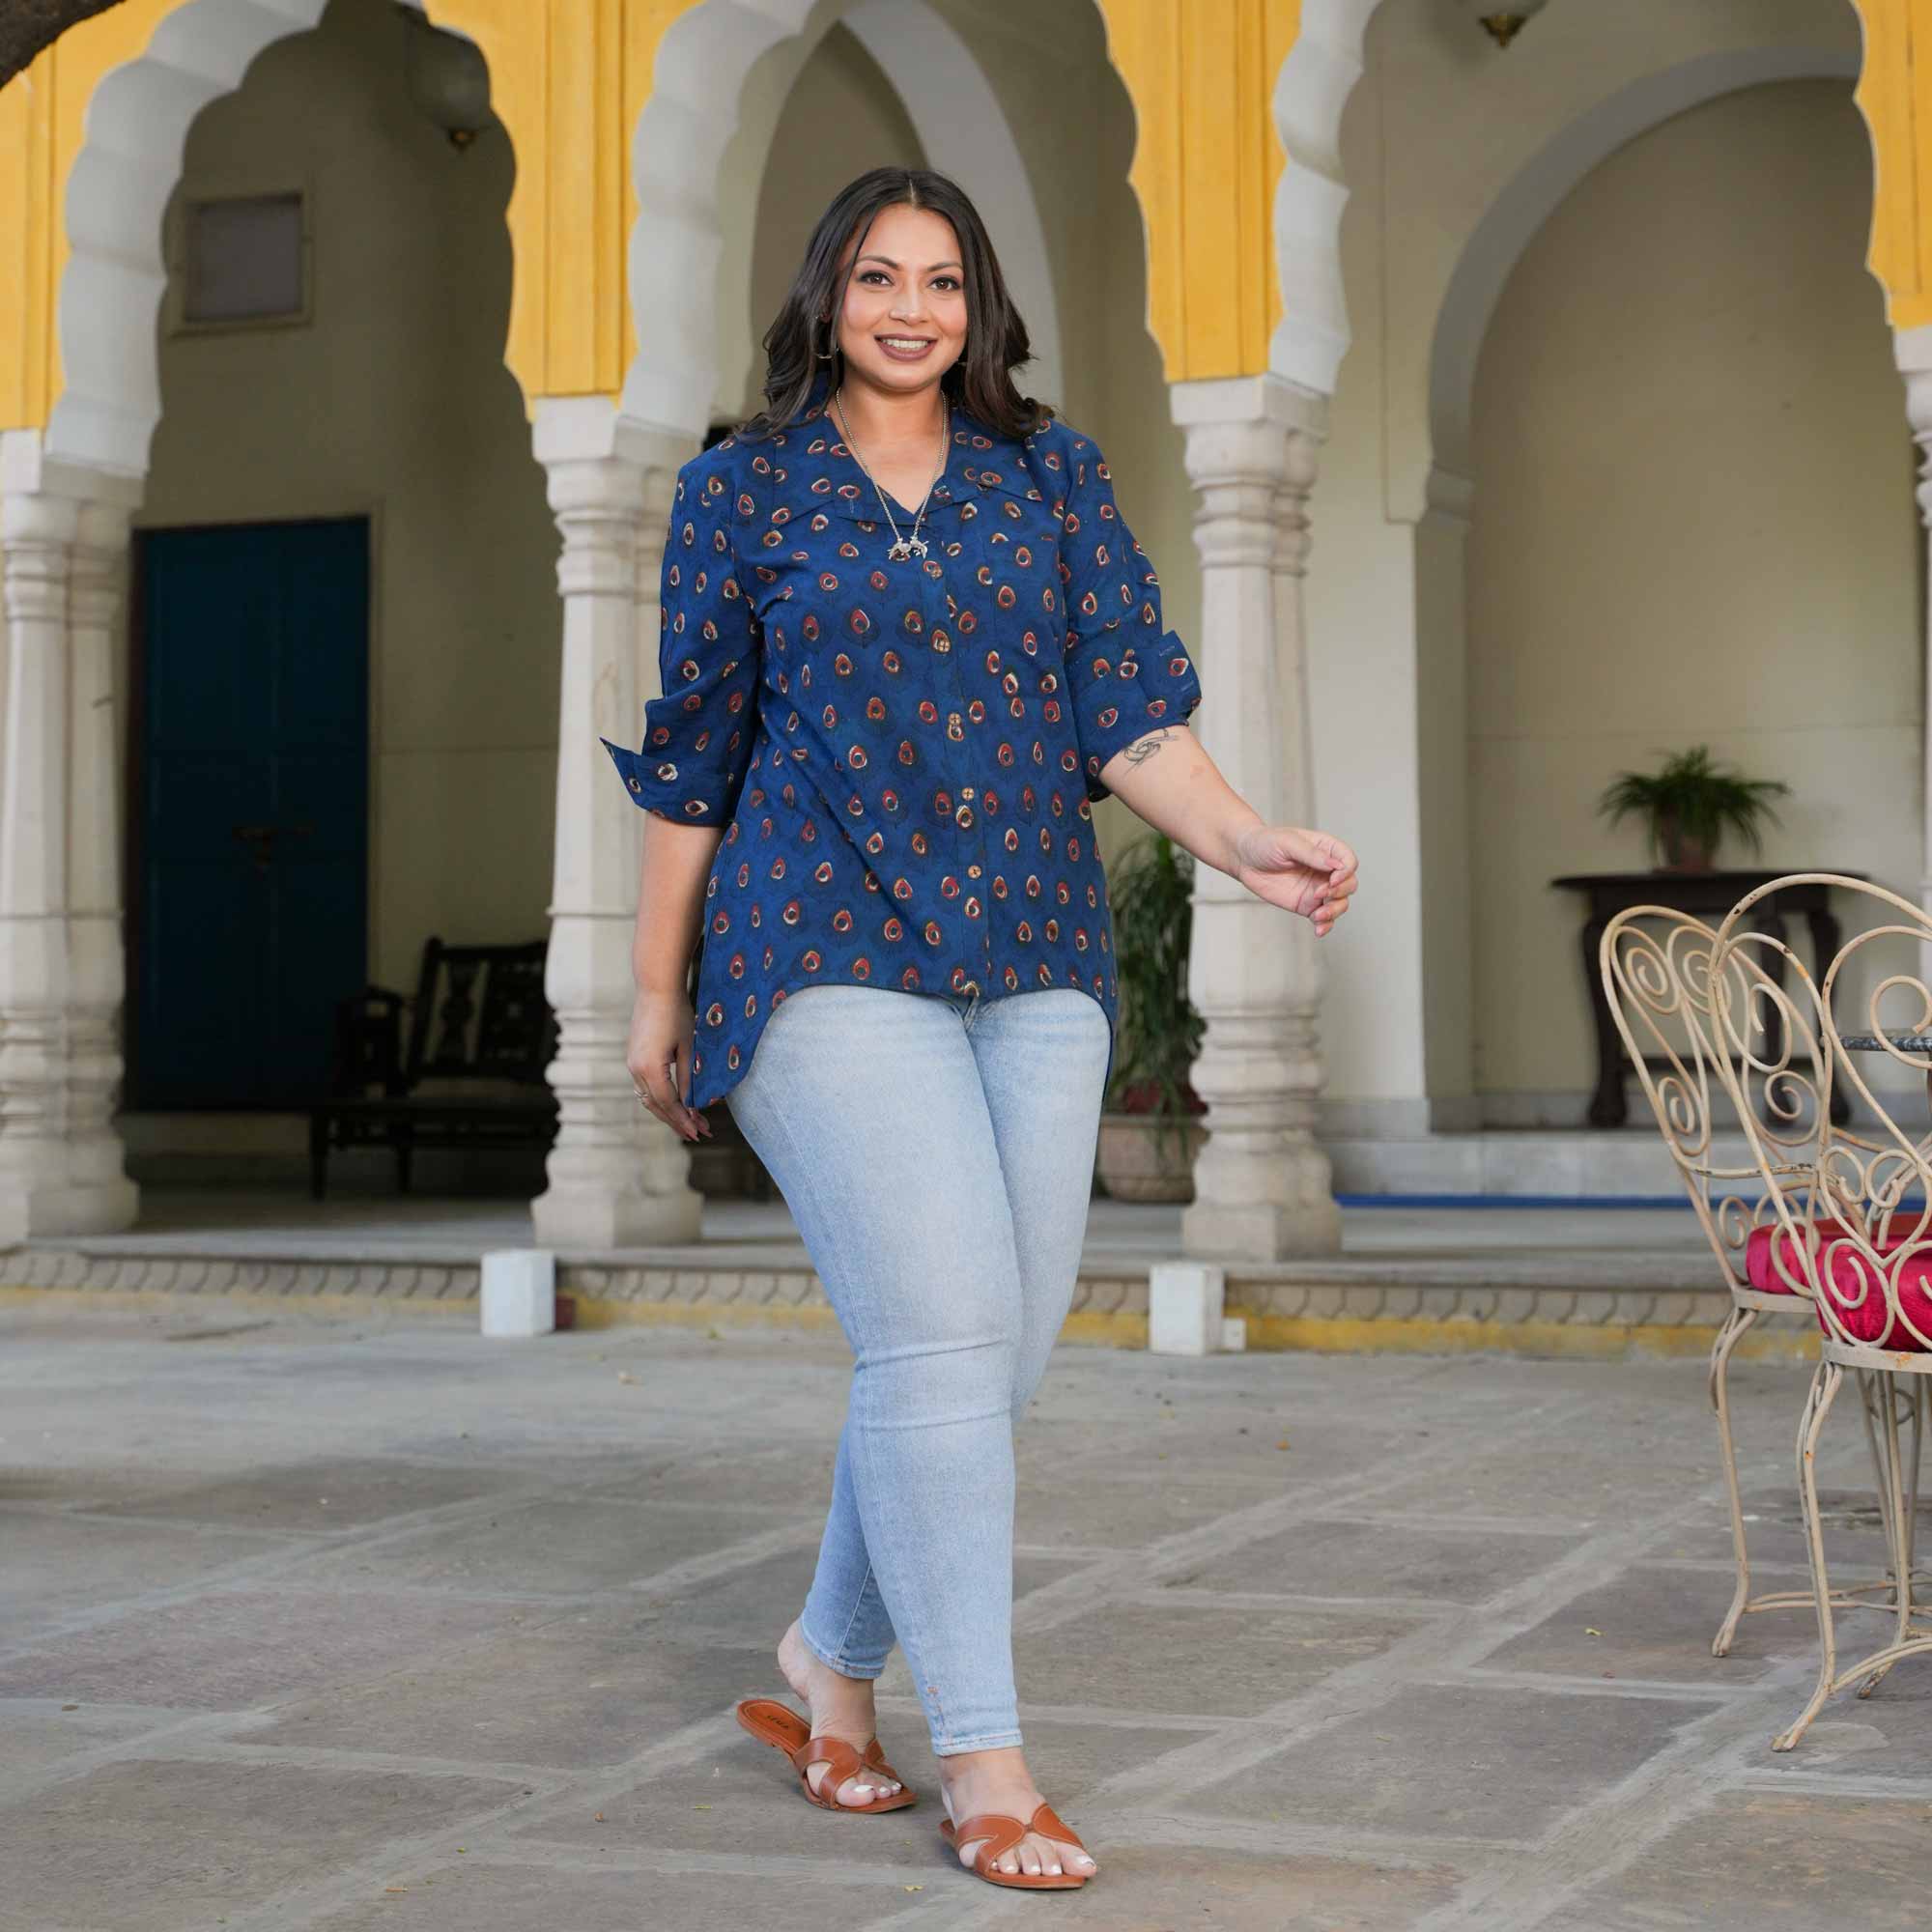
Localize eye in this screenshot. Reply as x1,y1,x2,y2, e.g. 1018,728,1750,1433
932,276,962,293
859,270,893,286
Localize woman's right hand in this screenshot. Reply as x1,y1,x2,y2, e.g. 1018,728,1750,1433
627,988,711,1142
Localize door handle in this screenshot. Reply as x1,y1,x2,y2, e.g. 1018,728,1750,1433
232,823,276,874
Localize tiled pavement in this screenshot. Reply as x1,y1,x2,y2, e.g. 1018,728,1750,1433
4,1299,1929,1930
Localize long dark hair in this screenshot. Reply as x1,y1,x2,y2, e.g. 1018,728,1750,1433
741,167,1050,442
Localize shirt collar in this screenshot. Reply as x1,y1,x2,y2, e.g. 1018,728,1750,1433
799,370,1041,511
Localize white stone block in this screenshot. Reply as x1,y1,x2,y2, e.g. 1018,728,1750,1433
1149,1263,1227,1356
481,1250,555,1339
1220,1316,1248,1352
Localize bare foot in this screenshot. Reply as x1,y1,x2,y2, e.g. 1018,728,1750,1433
776,1619,903,1807
939,1747,1096,1881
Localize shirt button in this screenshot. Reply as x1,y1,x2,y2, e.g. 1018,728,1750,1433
960,786,975,800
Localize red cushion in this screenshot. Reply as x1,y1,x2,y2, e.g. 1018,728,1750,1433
1744,1220,1859,1296
1815,1241,1932,1351
1747,1217,1932,1350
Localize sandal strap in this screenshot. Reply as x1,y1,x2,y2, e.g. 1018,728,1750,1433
864,1738,904,1783
1030,1803,1084,1851
952,1812,1029,1870
795,1735,866,1802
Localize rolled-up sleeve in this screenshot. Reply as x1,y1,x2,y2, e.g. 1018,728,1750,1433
1055,431,1203,804
600,453,761,827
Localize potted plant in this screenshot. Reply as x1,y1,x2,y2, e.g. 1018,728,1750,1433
1096,831,1209,1202
1597,745,1789,874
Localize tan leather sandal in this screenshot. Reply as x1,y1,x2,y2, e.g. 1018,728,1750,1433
941,1803,1093,1889
734,1696,917,1814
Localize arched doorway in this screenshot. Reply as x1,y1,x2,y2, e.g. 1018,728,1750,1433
0,0,546,1234
1463,76,1914,1125
528,0,1184,1247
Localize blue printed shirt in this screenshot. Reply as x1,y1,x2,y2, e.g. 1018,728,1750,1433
601,376,1205,1112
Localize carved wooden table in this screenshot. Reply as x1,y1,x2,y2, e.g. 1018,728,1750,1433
1552,869,1863,1129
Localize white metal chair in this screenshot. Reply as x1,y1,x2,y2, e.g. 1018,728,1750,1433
1711,874,1932,1749
1601,907,1845,1656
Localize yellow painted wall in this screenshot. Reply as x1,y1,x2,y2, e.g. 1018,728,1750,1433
1094,0,1293,381
1851,0,1932,330
13,0,1923,437
0,0,1294,440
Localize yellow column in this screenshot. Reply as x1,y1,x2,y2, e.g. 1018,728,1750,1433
1092,0,1295,383
1852,0,1932,329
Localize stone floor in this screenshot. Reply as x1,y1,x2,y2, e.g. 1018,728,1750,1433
3,1299,1925,1930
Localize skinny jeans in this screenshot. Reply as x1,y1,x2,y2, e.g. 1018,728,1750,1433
724,981,1111,1754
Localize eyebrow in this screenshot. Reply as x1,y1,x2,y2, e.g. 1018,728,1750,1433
856,255,962,272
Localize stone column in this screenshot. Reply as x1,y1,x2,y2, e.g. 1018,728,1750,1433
1170,375,1341,1260
530,399,702,1249
1899,327,1932,958
0,432,139,1237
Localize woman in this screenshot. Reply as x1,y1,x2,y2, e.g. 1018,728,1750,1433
605,167,1357,1892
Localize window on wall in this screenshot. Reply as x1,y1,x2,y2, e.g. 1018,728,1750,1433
179,191,308,327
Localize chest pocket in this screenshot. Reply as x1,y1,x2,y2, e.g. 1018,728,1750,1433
954,456,1064,696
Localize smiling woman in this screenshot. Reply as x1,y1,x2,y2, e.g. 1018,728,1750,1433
598,163,1357,1897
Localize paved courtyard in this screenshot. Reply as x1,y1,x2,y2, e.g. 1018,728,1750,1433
4,1298,1930,1930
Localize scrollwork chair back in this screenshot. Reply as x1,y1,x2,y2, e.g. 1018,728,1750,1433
1711,874,1932,1750
1600,906,1827,1658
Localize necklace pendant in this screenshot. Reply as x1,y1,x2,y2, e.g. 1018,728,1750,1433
889,535,927,563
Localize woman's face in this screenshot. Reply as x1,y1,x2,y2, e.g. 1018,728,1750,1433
832,203,969,399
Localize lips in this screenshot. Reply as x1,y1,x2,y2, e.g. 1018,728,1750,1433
877,336,936,360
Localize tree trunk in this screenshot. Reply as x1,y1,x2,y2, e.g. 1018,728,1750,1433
1,1,129,91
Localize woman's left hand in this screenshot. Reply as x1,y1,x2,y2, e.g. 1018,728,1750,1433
1231,825,1359,938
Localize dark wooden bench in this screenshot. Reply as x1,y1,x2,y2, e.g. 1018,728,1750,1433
309,938,558,1198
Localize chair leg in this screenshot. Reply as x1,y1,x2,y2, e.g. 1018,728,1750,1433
1709,1304,1759,1658
1861,1373,1917,1699
1859,1369,1892,1564
1776,1359,1847,1751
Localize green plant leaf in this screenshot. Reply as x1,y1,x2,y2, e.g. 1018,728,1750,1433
1105,831,1204,1159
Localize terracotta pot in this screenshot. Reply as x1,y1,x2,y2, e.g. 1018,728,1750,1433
1095,1111,1208,1203
1656,814,1716,874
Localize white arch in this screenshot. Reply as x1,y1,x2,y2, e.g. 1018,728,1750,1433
842,0,1063,409
1429,45,1860,480
44,0,459,478
620,0,1065,439
49,0,334,475
1267,3,1861,420
1268,0,1378,395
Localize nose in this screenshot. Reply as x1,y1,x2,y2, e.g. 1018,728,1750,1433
891,286,927,325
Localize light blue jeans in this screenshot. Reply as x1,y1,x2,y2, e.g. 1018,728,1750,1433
725,981,1111,1754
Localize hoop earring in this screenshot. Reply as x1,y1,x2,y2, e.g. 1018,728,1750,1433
815,316,838,362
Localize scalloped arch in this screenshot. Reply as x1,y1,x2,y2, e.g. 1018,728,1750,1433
1428,45,1861,484
36,0,538,476
618,0,1068,438
1268,1,1914,404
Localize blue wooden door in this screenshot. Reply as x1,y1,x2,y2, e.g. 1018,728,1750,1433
133,520,370,1108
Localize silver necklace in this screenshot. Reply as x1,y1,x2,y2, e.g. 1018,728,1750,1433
831,392,949,562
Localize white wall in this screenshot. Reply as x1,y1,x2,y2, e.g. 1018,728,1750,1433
1467,78,1918,1108
1305,0,1877,1131
137,0,559,998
